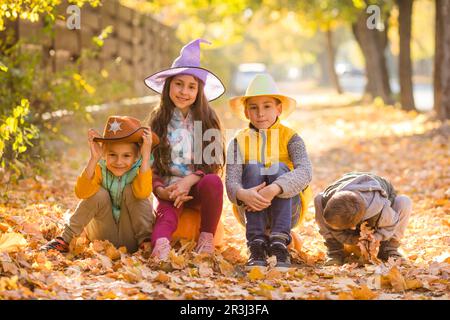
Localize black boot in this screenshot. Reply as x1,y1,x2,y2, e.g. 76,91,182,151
324,238,345,266
268,235,291,271
246,239,268,270
377,238,403,261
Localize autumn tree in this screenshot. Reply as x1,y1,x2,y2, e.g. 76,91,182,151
351,0,394,105
434,0,450,119
397,0,415,110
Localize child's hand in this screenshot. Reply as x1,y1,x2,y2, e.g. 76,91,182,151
167,179,193,200
140,127,153,161
155,186,172,201
173,194,193,208
237,182,271,212
88,129,102,161
258,184,282,202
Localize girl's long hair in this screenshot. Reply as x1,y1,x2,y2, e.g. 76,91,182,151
149,75,225,177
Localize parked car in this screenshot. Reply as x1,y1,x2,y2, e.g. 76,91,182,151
230,63,267,95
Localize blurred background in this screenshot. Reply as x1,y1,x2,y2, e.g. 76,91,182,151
0,0,449,179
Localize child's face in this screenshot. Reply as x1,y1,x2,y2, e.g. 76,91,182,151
244,96,282,129
169,74,199,112
104,142,139,177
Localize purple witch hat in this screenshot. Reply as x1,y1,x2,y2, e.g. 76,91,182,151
144,39,225,101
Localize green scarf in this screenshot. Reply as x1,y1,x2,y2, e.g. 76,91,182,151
99,158,142,223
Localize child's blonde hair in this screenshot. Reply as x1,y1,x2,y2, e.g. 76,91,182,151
102,141,141,155
323,191,366,230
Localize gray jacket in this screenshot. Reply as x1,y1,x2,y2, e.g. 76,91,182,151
315,174,400,244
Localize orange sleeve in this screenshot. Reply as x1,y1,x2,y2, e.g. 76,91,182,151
131,169,153,199
74,164,103,199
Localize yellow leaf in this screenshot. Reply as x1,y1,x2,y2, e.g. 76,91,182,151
218,258,234,276
350,285,378,300
170,252,187,270
98,291,117,300
387,267,407,292
118,246,127,254
338,292,354,300
254,283,274,299
105,245,121,260
248,267,265,281
0,276,19,291
0,232,27,253
405,279,423,290
259,283,275,291
155,272,170,283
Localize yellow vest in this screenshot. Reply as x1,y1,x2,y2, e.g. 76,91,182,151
232,118,312,228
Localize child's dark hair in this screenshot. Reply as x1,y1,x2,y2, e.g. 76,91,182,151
323,191,366,230
148,75,225,177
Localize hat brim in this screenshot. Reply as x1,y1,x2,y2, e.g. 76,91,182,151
94,128,160,147
144,67,226,102
228,94,297,121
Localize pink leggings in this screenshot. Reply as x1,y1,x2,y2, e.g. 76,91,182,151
151,174,223,246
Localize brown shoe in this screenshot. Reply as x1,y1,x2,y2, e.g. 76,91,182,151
377,239,404,261
324,250,345,266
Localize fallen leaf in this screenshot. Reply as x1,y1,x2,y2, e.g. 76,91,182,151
350,285,378,300
248,267,265,281
0,233,27,253
405,279,423,290
338,292,354,300
221,247,243,264
218,258,234,276
387,267,407,292
105,245,121,261
170,252,187,270
266,269,282,280
155,272,170,283
0,222,9,232
198,263,214,277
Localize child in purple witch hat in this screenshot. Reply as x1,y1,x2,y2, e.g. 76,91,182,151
144,39,226,261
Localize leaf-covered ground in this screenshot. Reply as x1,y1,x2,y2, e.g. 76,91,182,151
1,90,449,300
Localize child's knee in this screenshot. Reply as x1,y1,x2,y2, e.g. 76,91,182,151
198,174,223,193
395,195,412,215
243,163,264,175
89,187,111,206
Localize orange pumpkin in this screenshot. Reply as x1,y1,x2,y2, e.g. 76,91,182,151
171,207,224,247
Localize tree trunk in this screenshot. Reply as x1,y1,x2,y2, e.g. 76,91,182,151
352,11,394,105
398,0,416,110
434,0,450,119
318,50,330,86
325,28,343,94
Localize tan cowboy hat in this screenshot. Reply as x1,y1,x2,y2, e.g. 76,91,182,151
93,116,160,147
229,73,297,121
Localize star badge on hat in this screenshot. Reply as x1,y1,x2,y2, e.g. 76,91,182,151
108,119,122,135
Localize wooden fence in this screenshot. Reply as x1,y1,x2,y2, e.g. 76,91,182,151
3,0,178,96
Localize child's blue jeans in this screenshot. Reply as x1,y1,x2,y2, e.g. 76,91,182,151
242,162,301,245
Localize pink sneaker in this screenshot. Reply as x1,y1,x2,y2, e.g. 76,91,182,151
195,232,215,254
151,238,171,261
